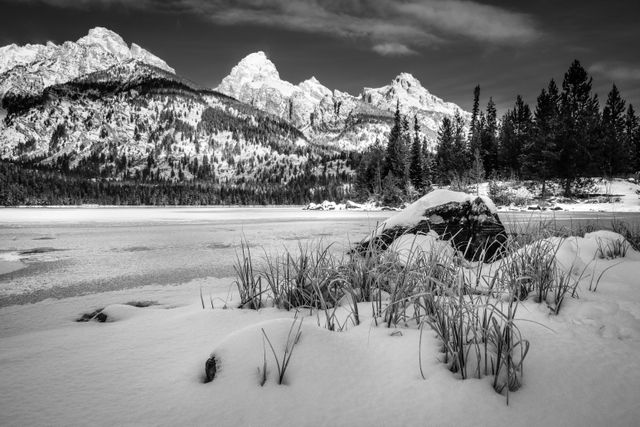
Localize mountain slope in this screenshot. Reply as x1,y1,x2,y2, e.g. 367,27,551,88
0,60,352,194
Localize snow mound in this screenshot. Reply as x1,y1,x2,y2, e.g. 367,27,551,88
553,232,640,272
206,318,362,387
387,231,455,266
584,230,627,247
99,304,149,322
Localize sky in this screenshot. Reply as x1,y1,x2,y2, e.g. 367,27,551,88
1,0,639,115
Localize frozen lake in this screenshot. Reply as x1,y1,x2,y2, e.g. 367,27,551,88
1,207,637,307
0,207,391,306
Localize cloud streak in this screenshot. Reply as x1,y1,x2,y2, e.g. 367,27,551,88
15,0,541,55
372,43,418,57
590,62,640,82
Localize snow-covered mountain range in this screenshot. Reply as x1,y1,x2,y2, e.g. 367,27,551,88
0,27,469,185
0,27,174,101
216,51,470,149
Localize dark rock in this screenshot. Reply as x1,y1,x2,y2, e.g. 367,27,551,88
76,309,108,322
355,190,507,262
204,355,218,383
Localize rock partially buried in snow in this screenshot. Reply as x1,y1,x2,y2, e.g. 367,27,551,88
204,355,218,383
355,189,507,262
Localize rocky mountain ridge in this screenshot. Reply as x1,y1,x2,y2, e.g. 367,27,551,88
0,27,174,101
0,27,468,199
216,51,470,149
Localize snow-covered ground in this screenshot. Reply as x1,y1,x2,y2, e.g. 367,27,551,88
1,238,640,426
476,178,640,213
1,208,640,426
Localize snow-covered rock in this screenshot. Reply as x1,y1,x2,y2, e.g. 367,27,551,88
304,200,346,211
356,190,506,262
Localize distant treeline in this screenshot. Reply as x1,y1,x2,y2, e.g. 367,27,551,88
0,161,352,206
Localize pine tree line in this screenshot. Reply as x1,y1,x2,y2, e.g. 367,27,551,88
354,102,434,204
432,60,640,196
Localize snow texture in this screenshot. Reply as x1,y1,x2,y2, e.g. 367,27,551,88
1,213,640,426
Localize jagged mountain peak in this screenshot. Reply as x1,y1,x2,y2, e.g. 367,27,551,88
391,72,427,92
302,76,321,85
0,27,175,101
0,26,174,76
77,27,128,53
233,51,280,79
216,51,296,109
215,50,469,149
297,76,332,100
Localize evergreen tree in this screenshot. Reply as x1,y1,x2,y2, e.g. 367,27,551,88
409,116,426,191
421,135,434,187
481,97,498,174
435,117,455,182
355,142,384,196
558,60,600,194
601,84,627,175
452,110,468,175
498,95,532,177
469,148,485,196
385,102,408,187
521,80,560,196
625,104,640,172
469,85,482,156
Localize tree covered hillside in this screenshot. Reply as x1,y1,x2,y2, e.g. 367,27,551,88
0,61,355,205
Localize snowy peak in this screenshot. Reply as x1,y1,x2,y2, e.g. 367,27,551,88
231,51,281,81
217,51,296,102
391,72,426,92
0,27,175,100
215,51,470,149
0,43,51,74
76,27,130,60
297,76,331,102
361,73,467,121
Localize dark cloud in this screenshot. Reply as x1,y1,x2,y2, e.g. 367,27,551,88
10,0,541,55
2,0,640,113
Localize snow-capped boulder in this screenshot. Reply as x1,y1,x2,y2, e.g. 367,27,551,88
355,190,507,262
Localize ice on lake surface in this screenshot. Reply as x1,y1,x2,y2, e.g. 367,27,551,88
0,207,392,306
1,207,637,307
